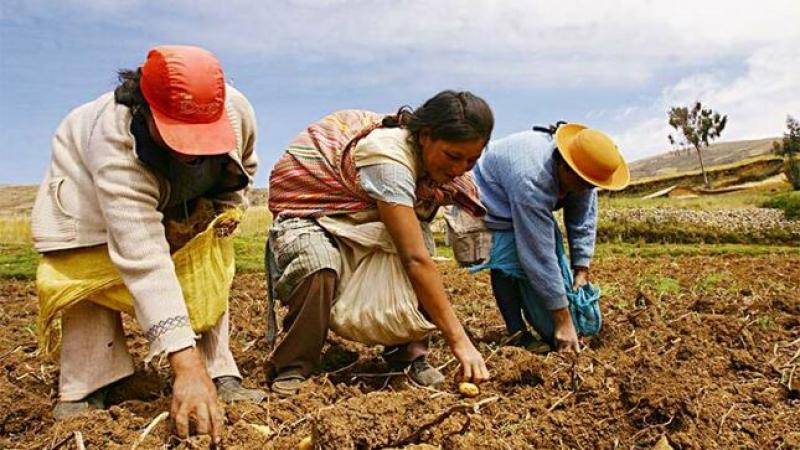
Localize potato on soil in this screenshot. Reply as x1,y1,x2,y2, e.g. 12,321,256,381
458,382,480,398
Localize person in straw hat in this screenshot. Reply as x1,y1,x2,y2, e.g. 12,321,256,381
31,45,264,443
471,123,629,353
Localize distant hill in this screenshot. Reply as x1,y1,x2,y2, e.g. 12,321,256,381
0,137,782,213
0,185,270,216
0,185,37,215
250,188,268,207
629,137,780,181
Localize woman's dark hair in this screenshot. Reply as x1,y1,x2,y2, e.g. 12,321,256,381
383,90,494,146
114,68,148,114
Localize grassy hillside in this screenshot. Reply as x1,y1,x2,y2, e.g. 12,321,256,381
0,185,37,215
0,185,271,215
628,137,779,180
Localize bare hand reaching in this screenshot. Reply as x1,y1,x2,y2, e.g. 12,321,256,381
552,307,581,353
572,267,590,291
451,338,490,382
168,347,225,445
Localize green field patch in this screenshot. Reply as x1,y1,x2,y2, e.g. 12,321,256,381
0,244,39,280
696,271,733,292
636,274,681,296
233,233,267,274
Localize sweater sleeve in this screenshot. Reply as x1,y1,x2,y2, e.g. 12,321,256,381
85,116,196,361
563,189,597,268
510,196,569,310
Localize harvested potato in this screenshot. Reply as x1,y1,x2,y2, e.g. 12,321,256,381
458,382,480,398
298,436,314,450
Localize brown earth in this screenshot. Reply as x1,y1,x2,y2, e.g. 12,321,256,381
1,256,799,449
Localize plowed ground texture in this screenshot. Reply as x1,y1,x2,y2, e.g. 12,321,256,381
1,255,798,449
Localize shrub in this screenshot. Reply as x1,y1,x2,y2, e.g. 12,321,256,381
787,158,800,190
762,192,800,220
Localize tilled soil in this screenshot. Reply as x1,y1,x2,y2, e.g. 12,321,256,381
1,255,799,449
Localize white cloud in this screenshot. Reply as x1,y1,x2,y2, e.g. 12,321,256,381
6,0,797,164
10,0,800,88
613,41,800,161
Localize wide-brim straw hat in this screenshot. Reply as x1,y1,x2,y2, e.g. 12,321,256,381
554,123,630,191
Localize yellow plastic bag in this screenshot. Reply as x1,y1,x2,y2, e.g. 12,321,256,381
36,209,240,356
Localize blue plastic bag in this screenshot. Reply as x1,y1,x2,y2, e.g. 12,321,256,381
554,223,602,336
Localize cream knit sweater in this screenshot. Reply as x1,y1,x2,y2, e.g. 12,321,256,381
31,85,258,359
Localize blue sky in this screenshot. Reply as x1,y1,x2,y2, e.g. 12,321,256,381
1,0,798,186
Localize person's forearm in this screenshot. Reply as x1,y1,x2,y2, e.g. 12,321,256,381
404,257,469,346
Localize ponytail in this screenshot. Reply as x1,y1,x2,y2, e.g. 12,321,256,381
381,105,413,128
532,121,567,140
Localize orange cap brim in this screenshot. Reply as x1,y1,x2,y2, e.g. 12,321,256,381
149,105,236,156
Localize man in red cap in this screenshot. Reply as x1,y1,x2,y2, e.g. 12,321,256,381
31,45,262,443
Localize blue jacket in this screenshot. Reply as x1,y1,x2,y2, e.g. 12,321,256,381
473,131,597,310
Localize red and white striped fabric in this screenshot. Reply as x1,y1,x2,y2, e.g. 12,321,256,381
268,109,485,219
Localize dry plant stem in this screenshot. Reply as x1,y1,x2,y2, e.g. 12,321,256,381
436,356,457,371
49,434,73,450
380,374,393,391
131,411,169,450
0,344,33,361
787,347,800,366
735,317,757,335
429,391,453,400
351,371,405,379
266,404,337,443
387,396,500,447
786,365,796,390
624,337,641,353
630,415,674,441
718,404,737,434
264,416,308,443
667,312,693,324
547,391,574,412
783,337,800,348
74,432,86,450
328,358,360,374
570,356,581,393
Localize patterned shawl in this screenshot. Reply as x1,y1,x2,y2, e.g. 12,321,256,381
268,109,486,219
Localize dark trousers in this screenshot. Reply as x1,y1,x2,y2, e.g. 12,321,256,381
490,269,556,345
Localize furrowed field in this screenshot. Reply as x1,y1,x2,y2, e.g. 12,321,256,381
0,185,798,449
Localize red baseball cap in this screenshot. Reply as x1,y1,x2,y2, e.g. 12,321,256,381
140,45,235,156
